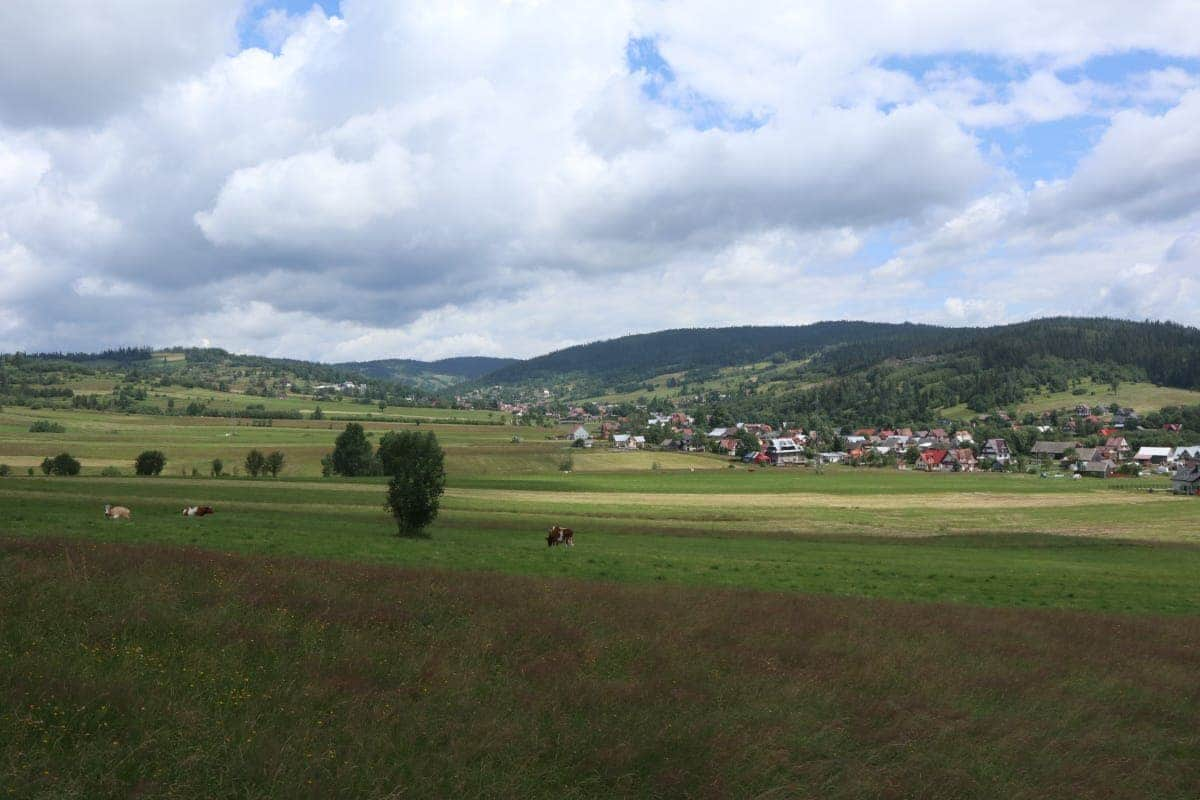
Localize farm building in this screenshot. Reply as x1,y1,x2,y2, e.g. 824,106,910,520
1080,460,1116,478
1133,446,1173,465
1031,441,1077,460
1173,465,1200,495
611,434,646,450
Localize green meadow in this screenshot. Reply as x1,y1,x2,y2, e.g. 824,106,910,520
3,401,1200,797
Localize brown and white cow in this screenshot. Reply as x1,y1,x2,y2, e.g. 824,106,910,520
182,506,215,517
104,504,131,520
546,525,575,547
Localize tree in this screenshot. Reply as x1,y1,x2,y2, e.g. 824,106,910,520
382,431,446,536
134,450,166,476
329,423,377,476
211,458,224,477
734,428,760,458
244,449,266,477
41,452,81,476
311,405,324,420
265,450,285,477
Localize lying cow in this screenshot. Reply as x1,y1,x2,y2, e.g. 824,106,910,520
103,504,131,520
546,525,575,547
181,505,215,517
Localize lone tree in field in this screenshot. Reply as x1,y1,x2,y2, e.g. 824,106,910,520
329,422,376,476
244,449,266,477
134,450,167,476
211,458,224,477
265,450,286,477
380,431,446,536
41,452,81,476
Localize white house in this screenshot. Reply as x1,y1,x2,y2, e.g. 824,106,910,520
612,434,646,450
571,426,590,442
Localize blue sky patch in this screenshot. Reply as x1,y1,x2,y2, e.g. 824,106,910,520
238,0,340,51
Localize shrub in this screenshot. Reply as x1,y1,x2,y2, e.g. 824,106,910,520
134,450,167,476
41,452,81,476
311,406,324,420
559,453,574,472
211,458,224,477
100,466,122,477
29,420,66,433
0,464,10,477
383,432,446,536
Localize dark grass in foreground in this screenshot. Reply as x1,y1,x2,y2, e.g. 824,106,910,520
4,538,1200,799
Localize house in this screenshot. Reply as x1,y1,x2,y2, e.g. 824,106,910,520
954,448,978,472
611,434,645,450
819,451,848,464
1174,445,1200,463
954,430,974,445
981,438,1011,463
1172,465,1200,495
1164,423,1183,433
766,438,805,466
1105,436,1130,456
570,425,590,442
718,437,740,456
918,448,949,471
1031,441,1077,460
1080,459,1116,478
1133,446,1173,465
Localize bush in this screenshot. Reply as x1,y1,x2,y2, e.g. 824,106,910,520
211,458,224,477
0,464,10,477
311,406,324,420
100,466,123,477
383,432,446,536
559,452,574,472
29,420,66,433
134,450,167,476
41,452,81,476
244,449,266,478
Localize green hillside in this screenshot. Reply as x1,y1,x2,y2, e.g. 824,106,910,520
335,356,517,391
470,318,1200,427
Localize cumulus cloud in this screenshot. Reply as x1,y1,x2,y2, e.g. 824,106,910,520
0,0,1199,359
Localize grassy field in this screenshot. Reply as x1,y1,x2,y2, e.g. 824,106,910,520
939,378,1200,418
3,403,1200,797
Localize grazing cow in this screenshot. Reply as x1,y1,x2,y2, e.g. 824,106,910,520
182,506,215,517
546,525,575,547
103,504,131,520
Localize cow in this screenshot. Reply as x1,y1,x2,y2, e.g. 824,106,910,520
181,506,215,517
546,525,575,547
103,504,131,520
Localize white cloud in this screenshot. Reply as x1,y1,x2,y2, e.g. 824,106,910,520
1,0,1199,359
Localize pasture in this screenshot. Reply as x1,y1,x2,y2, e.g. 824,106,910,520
3,403,1200,797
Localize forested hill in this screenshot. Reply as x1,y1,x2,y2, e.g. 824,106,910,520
471,318,1200,425
335,356,518,391
480,322,938,385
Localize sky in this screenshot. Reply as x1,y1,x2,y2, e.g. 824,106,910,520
1,1,1199,361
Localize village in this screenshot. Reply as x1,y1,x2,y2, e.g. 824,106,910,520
536,402,1200,495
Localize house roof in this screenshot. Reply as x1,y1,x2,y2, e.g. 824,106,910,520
1172,465,1200,483
1031,441,1076,455
1134,446,1173,459
921,449,949,463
